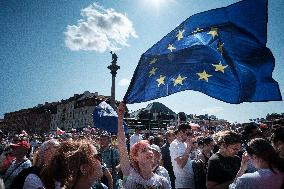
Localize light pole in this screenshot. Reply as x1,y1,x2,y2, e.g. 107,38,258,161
107,51,120,108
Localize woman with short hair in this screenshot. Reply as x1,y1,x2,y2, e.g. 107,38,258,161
117,103,171,189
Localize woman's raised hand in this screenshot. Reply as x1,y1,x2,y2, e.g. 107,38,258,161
240,151,250,169
117,102,125,120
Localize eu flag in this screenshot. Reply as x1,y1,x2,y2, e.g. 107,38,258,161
124,0,282,104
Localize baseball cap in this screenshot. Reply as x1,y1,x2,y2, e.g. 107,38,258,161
11,140,30,150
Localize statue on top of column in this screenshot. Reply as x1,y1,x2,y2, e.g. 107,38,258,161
110,51,118,64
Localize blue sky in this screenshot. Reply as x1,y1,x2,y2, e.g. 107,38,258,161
1,0,284,123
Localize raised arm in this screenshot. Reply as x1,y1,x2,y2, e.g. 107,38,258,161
174,138,192,169
233,151,249,181
117,102,131,176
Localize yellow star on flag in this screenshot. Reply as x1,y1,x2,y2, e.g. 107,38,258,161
173,74,187,86
176,30,185,41
207,27,218,38
217,42,224,55
168,44,176,52
156,75,166,87
197,70,212,82
192,27,204,35
212,62,228,73
149,67,157,77
150,58,157,64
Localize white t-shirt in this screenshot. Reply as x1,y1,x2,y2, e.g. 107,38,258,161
169,139,195,189
130,134,143,148
123,167,171,189
154,165,171,185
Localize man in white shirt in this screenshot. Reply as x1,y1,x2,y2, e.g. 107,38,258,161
130,127,143,148
169,124,195,189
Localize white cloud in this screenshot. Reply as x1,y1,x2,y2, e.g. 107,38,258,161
118,78,130,86
202,107,224,114
64,3,138,52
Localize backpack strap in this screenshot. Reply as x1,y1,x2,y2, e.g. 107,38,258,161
3,159,28,182
111,148,115,171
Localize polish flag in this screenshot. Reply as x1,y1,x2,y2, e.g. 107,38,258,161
56,127,65,135
21,130,28,136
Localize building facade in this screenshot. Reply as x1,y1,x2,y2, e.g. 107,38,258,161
2,91,111,134
3,102,58,134
50,91,111,131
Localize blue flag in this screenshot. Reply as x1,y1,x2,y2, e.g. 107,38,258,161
93,101,128,134
124,0,282,104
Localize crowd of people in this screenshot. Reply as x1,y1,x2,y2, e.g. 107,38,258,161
0,102,283,189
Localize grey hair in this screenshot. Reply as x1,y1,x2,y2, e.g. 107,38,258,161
35,139,60,167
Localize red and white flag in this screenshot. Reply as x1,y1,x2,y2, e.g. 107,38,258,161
21,130,28,136
56,127,65,135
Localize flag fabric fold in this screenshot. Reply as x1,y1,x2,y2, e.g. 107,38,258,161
93,101,128,134
124,0,282,104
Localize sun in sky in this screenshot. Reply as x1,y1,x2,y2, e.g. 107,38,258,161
147,0,164,7
140,0,176,11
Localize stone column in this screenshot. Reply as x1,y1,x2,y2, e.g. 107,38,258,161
107,51,120,108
